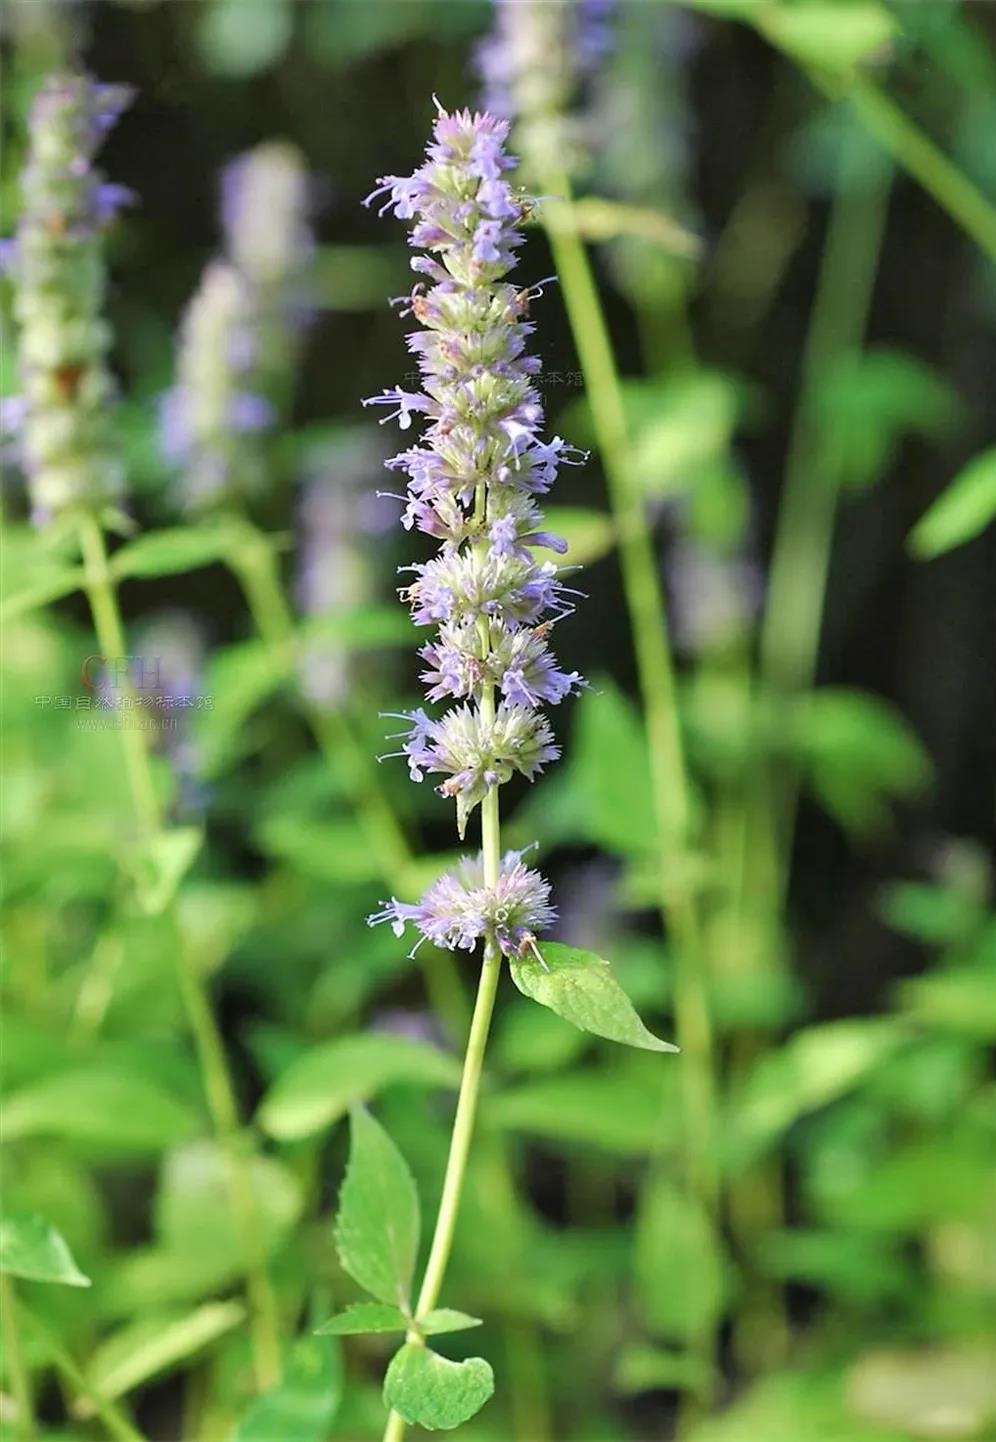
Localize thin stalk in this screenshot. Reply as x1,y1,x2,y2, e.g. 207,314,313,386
729,127,893,1376
75,512,282,1392
231,532,470,1040
21,1303,146,1442
756,129,893,896
538,171,718,1202
802,70,996,262
1,1272,35,1441
381,635,503,1442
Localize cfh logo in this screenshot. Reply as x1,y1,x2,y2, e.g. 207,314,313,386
80,655,163,692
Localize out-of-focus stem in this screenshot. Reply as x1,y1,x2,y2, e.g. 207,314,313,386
538,168,717,1196
757,128,893,895
1,1272,35,1441
75,513,282,1392
804,71,996,262
22,1301,147,1442
730,125,893,1377
381,790,503,1442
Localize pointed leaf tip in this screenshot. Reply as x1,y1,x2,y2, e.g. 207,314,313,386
334,1108,420,1309
510,942,679,1053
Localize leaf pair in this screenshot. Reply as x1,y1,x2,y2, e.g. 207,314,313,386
325,1109,493,1431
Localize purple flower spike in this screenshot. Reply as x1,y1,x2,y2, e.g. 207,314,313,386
366,103,586,953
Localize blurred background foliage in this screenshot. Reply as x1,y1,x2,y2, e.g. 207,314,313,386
1,1,994,1440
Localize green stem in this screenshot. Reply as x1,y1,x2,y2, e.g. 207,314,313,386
1,1273,35,1441
21,1302,146,1442
75,513,282,1393
756,125,893,896
539,166,719,1409
539,171,717,1189
77,512,159,839
804,71,996,262
382,673,503,1442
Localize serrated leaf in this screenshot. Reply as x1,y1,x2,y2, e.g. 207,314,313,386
383,1343,494,1432
0,1213,91,1287
83,1301,244,1406
314,1302,408,1336
419,1309,483,1337
909,447,996,558
2,1068,198,1153
335,1109,420,1309
258,1034,459,1141
234,1334,343,1442
510,942,678,1053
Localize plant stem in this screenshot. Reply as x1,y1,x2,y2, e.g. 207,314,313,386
756,124,893,894
75,512,282,1392
539,166,719,1411
804,71,996,262
21,1302,146,1442
1,1272,36,1441
77,512,159,839
382,681,503,1442
539,170,717,1190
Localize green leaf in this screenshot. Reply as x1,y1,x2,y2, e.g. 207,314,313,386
758,1,896,72
635,1180,725,1342
0,1213,91,1288
155,1140,302,1264
568,681,659,857
196,638,289,777
314,1302,408,1336
0,568,86,622
909,447,996,558
541,506,615,565
109,523,245,580
725,1019,906,1170
259,1034,459,1141
3,1068,198,1153
814,349,956,491
83,1301,244,1407
419,1309,484,1337
510,942,678,1053
335,1109,420,1309
234,1335,343,1442
383,1343,494,1432
790,689,930,834
486,1068,673,1154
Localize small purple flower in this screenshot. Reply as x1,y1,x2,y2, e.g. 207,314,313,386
370,848,556,959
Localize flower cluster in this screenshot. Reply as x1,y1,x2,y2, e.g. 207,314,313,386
162,142,313,509
476,0,616,173
371,849,555,960
10,72,132,523
367,104,585,958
